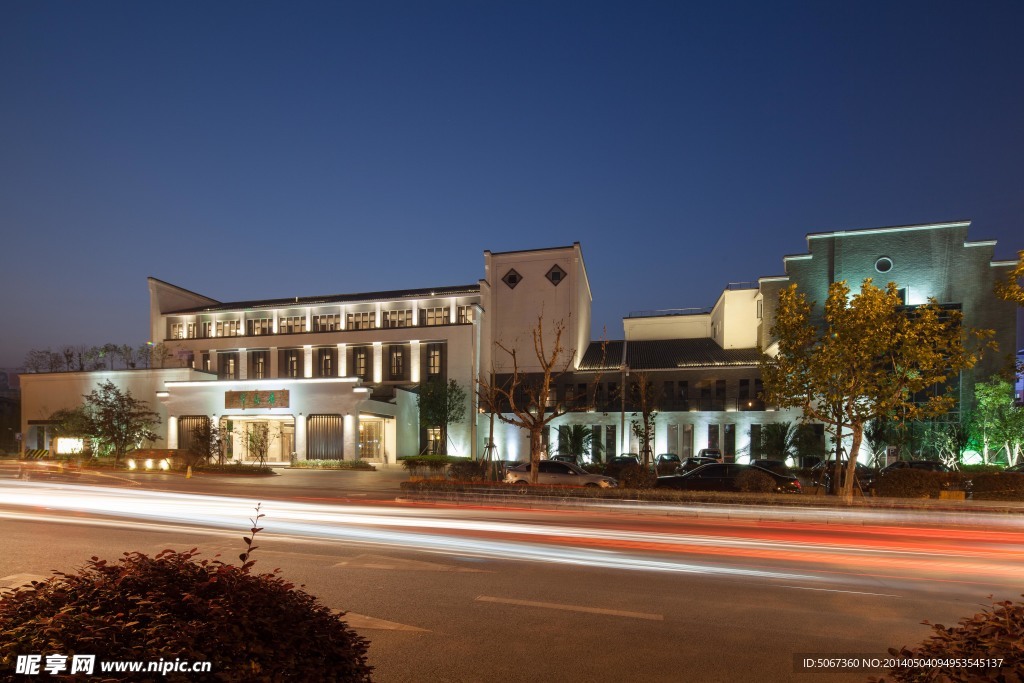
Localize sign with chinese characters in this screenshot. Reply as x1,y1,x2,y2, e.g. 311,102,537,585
225,390,289,410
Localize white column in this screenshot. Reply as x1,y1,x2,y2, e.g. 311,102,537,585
303,345,313,378
410,341,421,383
269,347,278,378
338,343,347,376
238,349,247,380
167,417,178,449
372,342,382,383
449,299,457,323
374,302,382,328
344,413,357,462
411,305,419,326
305,307,312,332
295,414,306,461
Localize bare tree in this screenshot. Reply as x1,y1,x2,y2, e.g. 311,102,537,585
118,344,137,370
629,372,660,468
478,315,603,484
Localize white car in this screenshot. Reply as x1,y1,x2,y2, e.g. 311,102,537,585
505,460,618,488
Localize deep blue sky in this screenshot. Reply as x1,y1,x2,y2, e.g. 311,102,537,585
2,1,1022,368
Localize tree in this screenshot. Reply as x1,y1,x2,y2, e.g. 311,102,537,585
754,422,798,460
761,279,989,500
629,372,659,468
241,422,274,467
478,315,602,484
80,381,161,463
971,377,1024,465
186,419,225,467
996,249,1024,305
416,379,467,454
558,424,602,462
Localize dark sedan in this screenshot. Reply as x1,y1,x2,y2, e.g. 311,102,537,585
655,463,802,493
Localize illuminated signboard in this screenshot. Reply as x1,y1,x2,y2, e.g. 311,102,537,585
225,390,290,410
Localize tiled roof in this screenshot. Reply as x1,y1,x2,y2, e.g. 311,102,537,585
168,284,481,314
578,338,761,371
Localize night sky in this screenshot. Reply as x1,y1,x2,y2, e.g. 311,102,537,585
2,1,1022,368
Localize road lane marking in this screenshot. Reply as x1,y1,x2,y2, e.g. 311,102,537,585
778,585,901,598
333,610,429,632
334,554,487,572
475,595,664,621
0,573,47,592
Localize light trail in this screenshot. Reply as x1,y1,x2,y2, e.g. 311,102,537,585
1,480,1022,591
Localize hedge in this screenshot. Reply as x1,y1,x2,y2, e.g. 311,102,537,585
872,469,963,498
969,472,1024,501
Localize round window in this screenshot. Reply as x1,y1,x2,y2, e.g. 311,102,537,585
875,257,893,273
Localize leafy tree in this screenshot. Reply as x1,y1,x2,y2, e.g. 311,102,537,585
417,379,467,454
971,377,1024,465
241,422,274,467
754,422,798,460
995,249,1024,305
558,424,602,462
478,315,602,484
761,279,989,500
186,419,225,467
80,381,161,463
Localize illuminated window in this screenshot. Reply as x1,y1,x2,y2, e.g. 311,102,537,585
318,348,335,377
457,305,474,323
247,318,272,336
218,352,238,380
170,323,185,339
250,351,268,379
347,312,375,330
313,314,339,332
383,309,412,328
422,307,449,326
389,346,405,379
216,320,240,337
426,427,442,455
201,321,213,338
186,322,198,338
283,350,301,378
427,344,442,377
353,347,369,380
279,316,306,334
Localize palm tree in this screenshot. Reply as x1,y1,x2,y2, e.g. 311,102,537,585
756,422,797,460
559,425,603,463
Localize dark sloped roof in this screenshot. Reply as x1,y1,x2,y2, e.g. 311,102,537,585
168,284,481,314
578,338,761,371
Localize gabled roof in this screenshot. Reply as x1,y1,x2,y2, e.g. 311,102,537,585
578,338,761,371
167,284,481,314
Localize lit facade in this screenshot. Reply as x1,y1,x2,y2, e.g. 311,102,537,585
18,223,1020,465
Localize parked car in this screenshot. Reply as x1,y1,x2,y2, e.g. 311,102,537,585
880,459,951,473
505,460,618,488
809,461,878,491
604,455,641,477
652,453,681,474
873,459,966,492
677,454,721,473
696,448,723,462
748,459,791,475
550,454,582,465
655,463,801,493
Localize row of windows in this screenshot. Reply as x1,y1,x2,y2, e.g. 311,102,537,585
206,344,445,382
171,306,474,339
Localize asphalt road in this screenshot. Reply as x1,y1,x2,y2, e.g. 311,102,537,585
0,469,1021,682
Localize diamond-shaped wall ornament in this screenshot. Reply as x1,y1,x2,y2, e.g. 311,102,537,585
502,269,522,289
546,264,566,286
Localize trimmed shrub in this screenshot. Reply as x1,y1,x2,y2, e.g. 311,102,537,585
872,596,1024,682
193,462,276,475
291,459,376,471
581,463,606,475
400,455,456,478
448,459,485,481
872,469,949,498
615,464,657,490
970,472,1024,501
0,549,372,682
736,468,776,493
